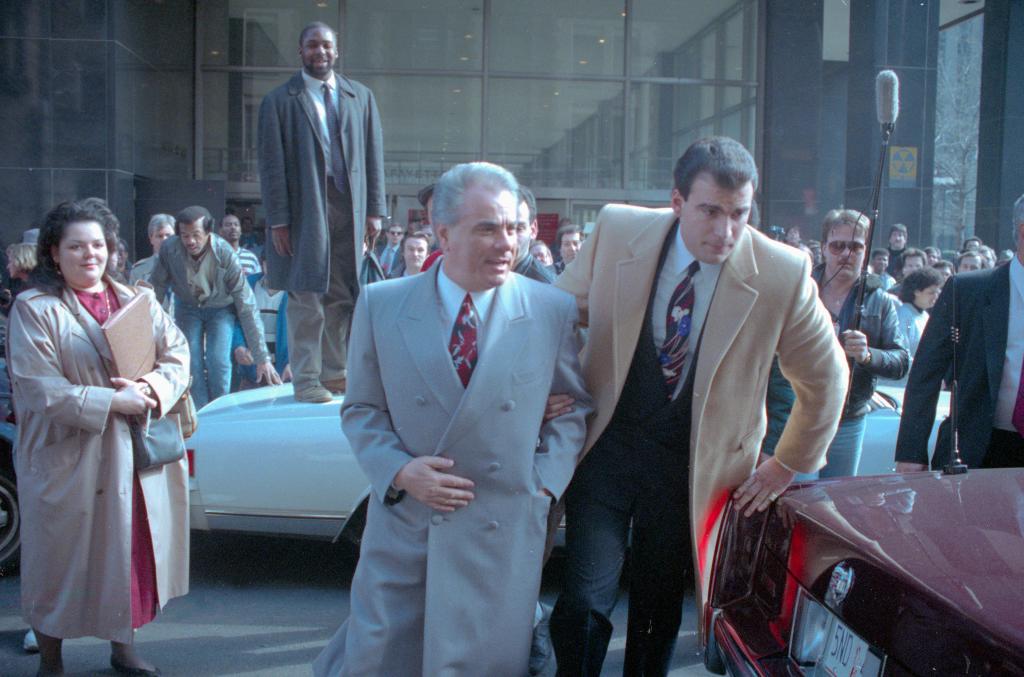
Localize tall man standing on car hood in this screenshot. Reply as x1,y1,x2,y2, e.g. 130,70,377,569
549,136,847,675
258,21,386,403
313,162,591,676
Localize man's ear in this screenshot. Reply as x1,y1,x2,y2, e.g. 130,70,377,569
670,188,684,217
435,224,451,251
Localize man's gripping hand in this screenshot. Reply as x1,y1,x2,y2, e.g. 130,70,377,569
393,456,476,512
733,456,795,517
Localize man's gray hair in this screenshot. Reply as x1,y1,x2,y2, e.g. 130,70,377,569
1014,193,1024,228
432,162,519,227
147,213,175,238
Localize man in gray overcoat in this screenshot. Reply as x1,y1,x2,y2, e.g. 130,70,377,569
257,21,386,403
312,163,592,676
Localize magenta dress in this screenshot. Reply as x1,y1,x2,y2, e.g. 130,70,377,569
73,287,159,629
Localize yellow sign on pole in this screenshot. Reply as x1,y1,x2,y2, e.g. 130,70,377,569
889,146,917,188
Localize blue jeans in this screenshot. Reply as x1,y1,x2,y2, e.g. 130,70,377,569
796,415,868,481
175,303,236,409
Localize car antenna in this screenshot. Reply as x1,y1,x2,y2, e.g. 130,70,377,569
944,277,968,475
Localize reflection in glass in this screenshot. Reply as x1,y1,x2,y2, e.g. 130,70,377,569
630,0,757,80
489,0,624,76
200,0,340,67
203,72,483,186
486,79,624,189
344,0,483,71
356,75,482,187
628,83,756,190
202,72,280,181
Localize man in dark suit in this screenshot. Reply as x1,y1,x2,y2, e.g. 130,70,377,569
895,193,1024,470
550,137,846,675
258,21,386,403
376,223,404,277
514,187,555,284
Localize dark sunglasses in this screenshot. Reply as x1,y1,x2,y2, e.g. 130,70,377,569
827,240,866,255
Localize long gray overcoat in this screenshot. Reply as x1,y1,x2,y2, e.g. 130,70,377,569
313,269,592,676
8,282,191,643
257,70,386,294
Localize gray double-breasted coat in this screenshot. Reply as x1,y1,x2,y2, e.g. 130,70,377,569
257,70,386,294
313,269,592,676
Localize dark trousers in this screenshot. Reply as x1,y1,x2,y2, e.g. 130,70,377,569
550,430,692,677
984,428,1024,468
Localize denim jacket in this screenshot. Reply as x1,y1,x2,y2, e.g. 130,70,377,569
813,266,910,419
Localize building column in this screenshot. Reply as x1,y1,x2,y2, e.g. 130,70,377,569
974,0,1024,250
760,0,824,236
844,0,939,248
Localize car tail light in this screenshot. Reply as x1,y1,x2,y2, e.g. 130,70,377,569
790,589,831,666
186,449,194,477
708,503,767,607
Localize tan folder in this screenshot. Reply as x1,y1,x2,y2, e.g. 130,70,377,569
102,293,156,380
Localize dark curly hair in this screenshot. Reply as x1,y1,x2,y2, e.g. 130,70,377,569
30,198,120,295
898,266,944,304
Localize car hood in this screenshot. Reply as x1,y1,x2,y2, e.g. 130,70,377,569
780,470,1024,650
197,385,344,422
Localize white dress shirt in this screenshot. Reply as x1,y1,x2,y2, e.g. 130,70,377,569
301,69,339,177
651,226,722,398
437,263,497,346
994,255,1024,431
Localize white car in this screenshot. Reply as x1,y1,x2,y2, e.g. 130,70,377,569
187,384,369,544
187,384,950,543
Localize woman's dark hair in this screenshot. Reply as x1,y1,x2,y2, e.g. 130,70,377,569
898,266,944,304
31,198,120,294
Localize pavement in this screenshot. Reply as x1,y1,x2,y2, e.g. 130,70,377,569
0,531,714,676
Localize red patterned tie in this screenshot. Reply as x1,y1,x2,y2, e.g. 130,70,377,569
449,293,479,388
1012,358,1024,437
658,261,699,393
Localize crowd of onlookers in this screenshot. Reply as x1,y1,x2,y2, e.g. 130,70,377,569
0,188,593,411
0,198,1007,414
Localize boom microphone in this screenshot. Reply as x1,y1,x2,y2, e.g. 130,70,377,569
850,69,900,360
875,70,900,127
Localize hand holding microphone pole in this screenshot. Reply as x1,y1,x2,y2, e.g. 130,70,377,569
851,70,901,347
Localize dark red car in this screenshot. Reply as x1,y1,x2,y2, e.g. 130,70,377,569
704,469,1024,675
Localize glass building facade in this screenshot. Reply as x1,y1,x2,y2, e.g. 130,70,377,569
197,0,759,223
4,0,1015,259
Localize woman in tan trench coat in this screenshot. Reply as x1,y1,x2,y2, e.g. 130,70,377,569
7,198,190,677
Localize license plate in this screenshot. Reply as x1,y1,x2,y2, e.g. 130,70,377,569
814,615,881,677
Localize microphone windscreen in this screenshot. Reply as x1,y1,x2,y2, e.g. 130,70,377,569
876,70,899,125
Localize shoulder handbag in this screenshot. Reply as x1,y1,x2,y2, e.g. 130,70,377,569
61,292,186,471
129,409,186,471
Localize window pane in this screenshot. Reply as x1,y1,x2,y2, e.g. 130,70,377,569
628,83,756,190
202,72,281,181
487,79,623,189
630,0,757,80
357,75,483,187
200,0,340,67
343,0,483,71
204,72,482,186
489,0,624,76
931,15,982,249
